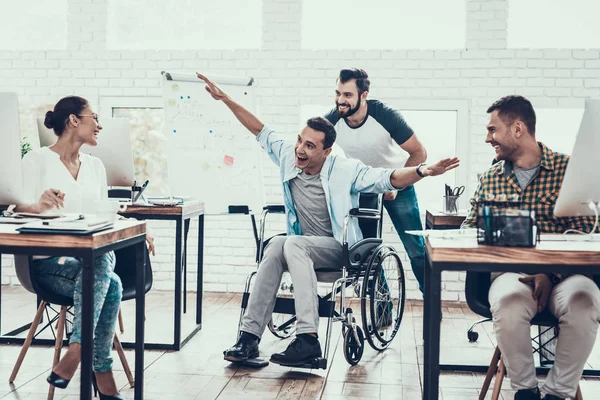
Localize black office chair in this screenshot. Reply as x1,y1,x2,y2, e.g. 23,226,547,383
465,271,586,399
10,249,153,399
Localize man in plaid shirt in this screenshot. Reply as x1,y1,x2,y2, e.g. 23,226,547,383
462,95,599,400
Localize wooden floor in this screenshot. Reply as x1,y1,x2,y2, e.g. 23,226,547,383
0,286,599,399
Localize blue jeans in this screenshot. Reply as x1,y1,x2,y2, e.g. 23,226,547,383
384,185,425,293
31,252,122,372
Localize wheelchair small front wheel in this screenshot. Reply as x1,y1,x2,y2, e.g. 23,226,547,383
343,325,365,366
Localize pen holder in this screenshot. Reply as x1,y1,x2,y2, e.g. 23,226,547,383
130,185,142,202
443,195,459,215
475,200,538,247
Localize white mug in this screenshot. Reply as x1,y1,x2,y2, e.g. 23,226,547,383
85,200,127,221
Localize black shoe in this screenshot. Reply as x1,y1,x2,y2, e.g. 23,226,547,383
270,334,322,366
515,387,541,400
542,395,563,400
91,374,124,400
46,371,70,389
223,332,260,362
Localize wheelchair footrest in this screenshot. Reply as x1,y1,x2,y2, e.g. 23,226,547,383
236,358,269,368
270,357,327,370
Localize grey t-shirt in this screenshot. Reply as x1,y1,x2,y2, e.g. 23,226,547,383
289,172,333,237
513,164,540,190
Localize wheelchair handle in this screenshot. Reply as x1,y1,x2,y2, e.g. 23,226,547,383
349,208,381,219
263,205,285,213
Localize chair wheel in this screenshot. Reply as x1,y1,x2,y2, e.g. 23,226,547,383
467,330,479,342
343,326,365,366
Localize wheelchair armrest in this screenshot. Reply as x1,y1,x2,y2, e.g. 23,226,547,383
349,208,380,219
263,205,285,214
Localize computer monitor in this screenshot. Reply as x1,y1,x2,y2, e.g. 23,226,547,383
0,93,25,205
37,117,135,187
554,99,600,217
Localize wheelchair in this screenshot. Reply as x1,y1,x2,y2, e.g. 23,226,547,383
229,193,406,369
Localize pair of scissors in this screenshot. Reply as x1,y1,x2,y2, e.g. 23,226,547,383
451,185,465,197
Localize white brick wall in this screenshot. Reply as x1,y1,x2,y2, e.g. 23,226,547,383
2,0,600,303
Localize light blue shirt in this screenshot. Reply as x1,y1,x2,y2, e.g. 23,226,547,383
257,125,396,246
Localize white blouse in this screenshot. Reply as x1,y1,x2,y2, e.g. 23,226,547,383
22,147,108,213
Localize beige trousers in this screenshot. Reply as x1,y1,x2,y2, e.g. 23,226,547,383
489,273,600,398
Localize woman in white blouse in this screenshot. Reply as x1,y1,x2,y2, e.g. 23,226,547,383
16,96,133,399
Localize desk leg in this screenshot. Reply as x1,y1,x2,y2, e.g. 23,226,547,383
0,254,3,335
135,242,146,400
196,214,204,325
173,218,183,350
183,219,190,314
80,253,95,400
423,252,431,399
423,262,442,400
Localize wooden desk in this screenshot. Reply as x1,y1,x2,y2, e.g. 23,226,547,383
425,210,466,230
119,201,205,350
422,236,600,400
0,220,147,400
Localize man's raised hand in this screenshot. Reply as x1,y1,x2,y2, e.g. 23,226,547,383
196,73,227,101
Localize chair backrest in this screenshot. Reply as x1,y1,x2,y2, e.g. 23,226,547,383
13,255,35,294
114,247,153,301
358,193,383,239
464,271,493,319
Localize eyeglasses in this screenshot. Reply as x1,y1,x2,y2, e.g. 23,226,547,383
78,113,99,123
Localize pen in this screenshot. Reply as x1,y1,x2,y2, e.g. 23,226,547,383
133,180,150,203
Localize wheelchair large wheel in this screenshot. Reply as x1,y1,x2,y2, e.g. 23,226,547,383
360,246,405,351
267,313,296,339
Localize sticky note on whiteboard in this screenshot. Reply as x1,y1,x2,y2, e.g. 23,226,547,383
224,155,234,166
168,99,176,107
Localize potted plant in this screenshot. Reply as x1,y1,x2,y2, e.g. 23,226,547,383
21,137,32,158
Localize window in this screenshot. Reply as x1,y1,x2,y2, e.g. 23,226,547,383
20,103,54,149
300,99,469,214
100,97,169,195
301,0,466,50
534,108,584,155
0,0,67,50
508,0,600,48
106,0,262,50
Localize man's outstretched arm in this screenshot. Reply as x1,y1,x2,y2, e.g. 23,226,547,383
196,72,264,136
390,158,460,188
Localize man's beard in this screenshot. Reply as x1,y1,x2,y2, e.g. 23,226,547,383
337,97,361,119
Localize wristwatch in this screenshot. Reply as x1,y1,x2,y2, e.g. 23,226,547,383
416,163,426,177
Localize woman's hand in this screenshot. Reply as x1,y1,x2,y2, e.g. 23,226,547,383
146,234,156,256
37,189,65,213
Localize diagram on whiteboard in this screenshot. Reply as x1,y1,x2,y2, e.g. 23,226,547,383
161,72,264,213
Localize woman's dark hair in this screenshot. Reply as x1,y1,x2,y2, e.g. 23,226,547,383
44,96,89,136
338,68,370,95
306,117,336,149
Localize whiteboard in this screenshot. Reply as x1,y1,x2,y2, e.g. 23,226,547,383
161,72,264,213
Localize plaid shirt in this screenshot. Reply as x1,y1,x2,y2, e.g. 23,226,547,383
462,142,595,233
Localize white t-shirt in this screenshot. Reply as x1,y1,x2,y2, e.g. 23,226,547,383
22,147,108,213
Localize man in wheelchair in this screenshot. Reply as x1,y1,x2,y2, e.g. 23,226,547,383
196,73,459,367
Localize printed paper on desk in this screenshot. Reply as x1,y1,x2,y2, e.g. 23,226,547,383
537,241,600,252
406,228,477,238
